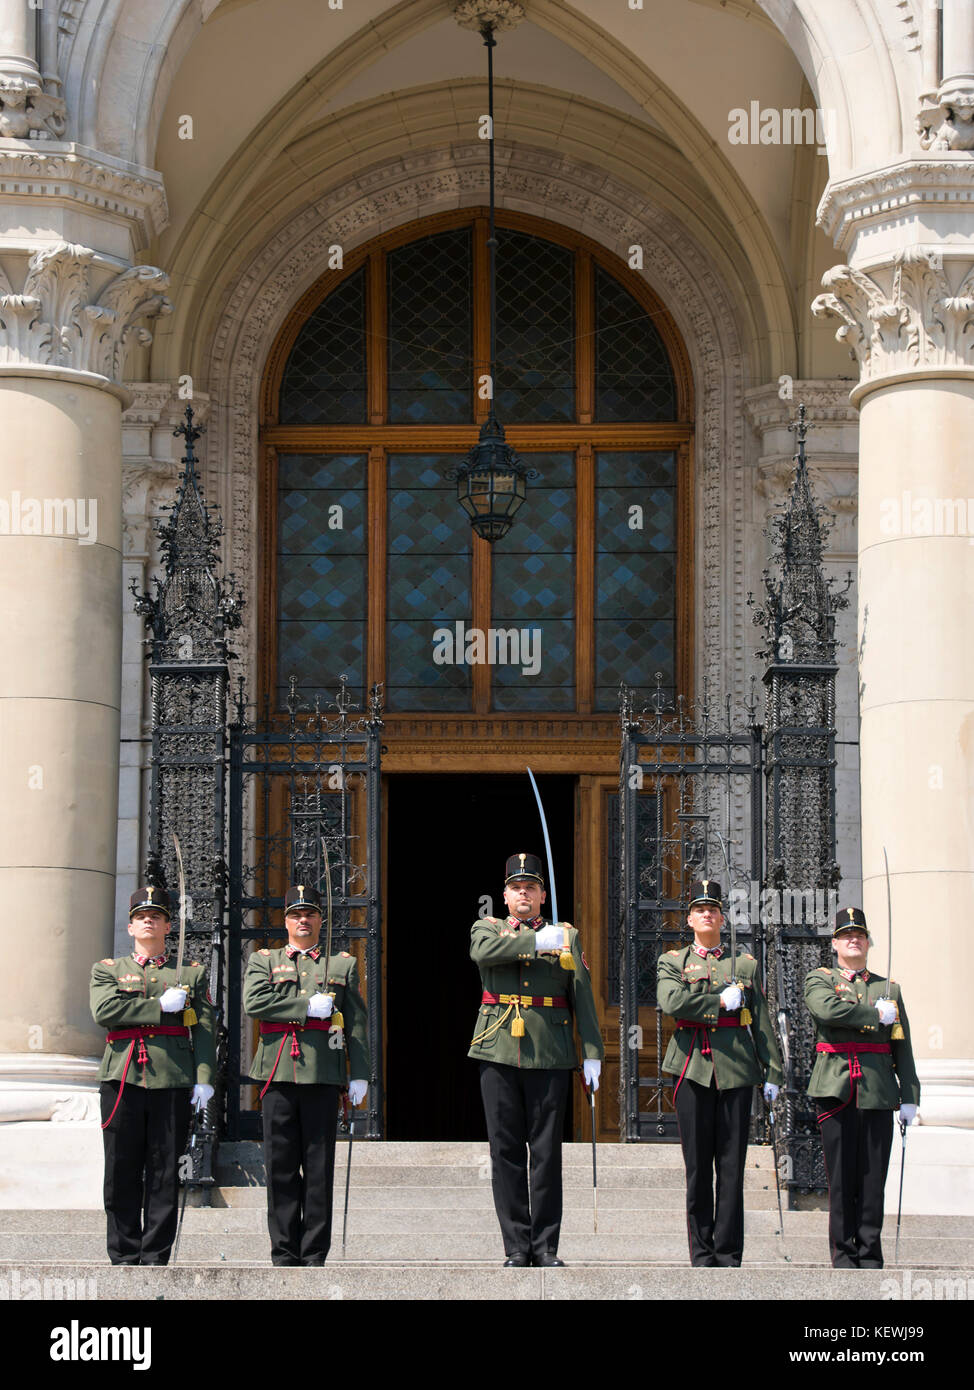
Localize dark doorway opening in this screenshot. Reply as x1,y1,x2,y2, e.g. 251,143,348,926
386,773,576,1141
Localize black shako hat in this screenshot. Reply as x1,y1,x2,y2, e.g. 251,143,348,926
833,906,870,938
129,885,172,919
284,884,322,915
504,853,545,886
688,879,723,908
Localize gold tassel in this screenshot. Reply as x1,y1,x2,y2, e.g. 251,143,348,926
740,1007,752,1027
511,1015,525,1037
183,1007,198,1027
559,924,575,971
331,1010,345,1029
891,1022,904,1040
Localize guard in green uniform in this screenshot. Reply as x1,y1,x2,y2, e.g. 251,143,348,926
243,884,370,1266
90,886,217,1265
805,907,919,1268
469,852,604,1267
657,879,782,1267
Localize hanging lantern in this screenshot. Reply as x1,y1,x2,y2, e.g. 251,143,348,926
447,408,535,543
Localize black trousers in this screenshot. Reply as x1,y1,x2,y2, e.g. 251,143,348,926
262,1082,340,1265
479,1061,571,1260
817,1100,894,1268
674,1077,752,1267
100,1082,191,1266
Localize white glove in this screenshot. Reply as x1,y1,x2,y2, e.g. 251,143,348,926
191,1083,214,1112
763,1082,779,1104
347,1080,367,1107
583,1060,601,1092
876,998,897,1026
720,984,743,1011
899,1103,918,1126
307,993,334,1019
159,986,188,1013
534,925,564,952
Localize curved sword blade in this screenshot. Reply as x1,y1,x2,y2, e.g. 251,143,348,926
526,767,558,925
172,832,187,988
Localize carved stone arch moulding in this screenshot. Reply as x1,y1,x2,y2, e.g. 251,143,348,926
200,145,750,713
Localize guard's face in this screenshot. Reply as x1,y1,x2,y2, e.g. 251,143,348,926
503,878,546,921
833,929,868,969
285,906,322,949
687,902,723,945
127,908,169,952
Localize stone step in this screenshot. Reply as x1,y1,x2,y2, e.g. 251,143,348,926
2,1207,965,1237
213,1164,779,1190
1,1262,970,1299
1,1232,969,1264
211,1185,785,1210
217,1141,776,1173
5,1206,955,1239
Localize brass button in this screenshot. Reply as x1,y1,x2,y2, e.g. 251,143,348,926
300,990,306,995
150,977,156,982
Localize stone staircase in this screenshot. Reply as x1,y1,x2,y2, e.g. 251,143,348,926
2,1142,972,1299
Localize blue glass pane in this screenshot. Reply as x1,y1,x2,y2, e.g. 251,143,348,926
276,454,367,705
388,231,473,424
594,265,677,423
596,452,677,711
491,454,574,709
495,232,574,423
387,455,472,711
277,621,365,703
279,270,366,425
386,620,472,711
492,620,574,711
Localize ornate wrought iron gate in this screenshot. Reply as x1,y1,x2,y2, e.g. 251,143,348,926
617,408,848,1195
226,678,383,1140
617,680,765,1142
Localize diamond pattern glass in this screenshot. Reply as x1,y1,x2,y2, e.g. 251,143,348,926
595,265,677,423
279,270,367,425
596,452,677,709
495,233,574,423
492,453,575,710
277,455,367,705
388,230,473,424
387,455,472,711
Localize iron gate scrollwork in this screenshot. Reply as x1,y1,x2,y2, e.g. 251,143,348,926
617,678,765,1143
226,676,383,1141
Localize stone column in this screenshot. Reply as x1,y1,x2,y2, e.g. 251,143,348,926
0,250,170,1149
0,0,65,138
815,163,974,1145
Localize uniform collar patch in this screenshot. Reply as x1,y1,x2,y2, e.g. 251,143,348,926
507,915,544,930
838,967,869,983
132,951,167,968
286,944,321,961
692,944,723,959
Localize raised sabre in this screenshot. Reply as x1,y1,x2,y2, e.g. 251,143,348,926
171,833,197,1026
883,846,904,1040
321,835,344,1032
526,767,573,970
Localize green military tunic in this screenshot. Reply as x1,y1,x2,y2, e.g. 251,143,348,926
468,917,604,1069
804,967,920,1109
244,946,370,1085
658,946,783,1089
90,955,216,1088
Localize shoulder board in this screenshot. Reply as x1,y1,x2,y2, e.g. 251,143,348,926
258,948,271,956
814,966,832,974
100,958,115,966
341,951,352,958
190,961,200,968
666,949,681,956
481,916,500,925
741,952,754,960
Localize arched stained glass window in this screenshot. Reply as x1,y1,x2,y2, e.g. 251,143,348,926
265,212,691,716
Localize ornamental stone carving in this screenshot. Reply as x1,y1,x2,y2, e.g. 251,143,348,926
0,242,171,383
0,72,66,139
452,1,526,33
811,249,974,382
918,90,974,150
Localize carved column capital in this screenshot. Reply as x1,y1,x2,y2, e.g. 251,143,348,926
812,249,974,397
0,242,172,393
